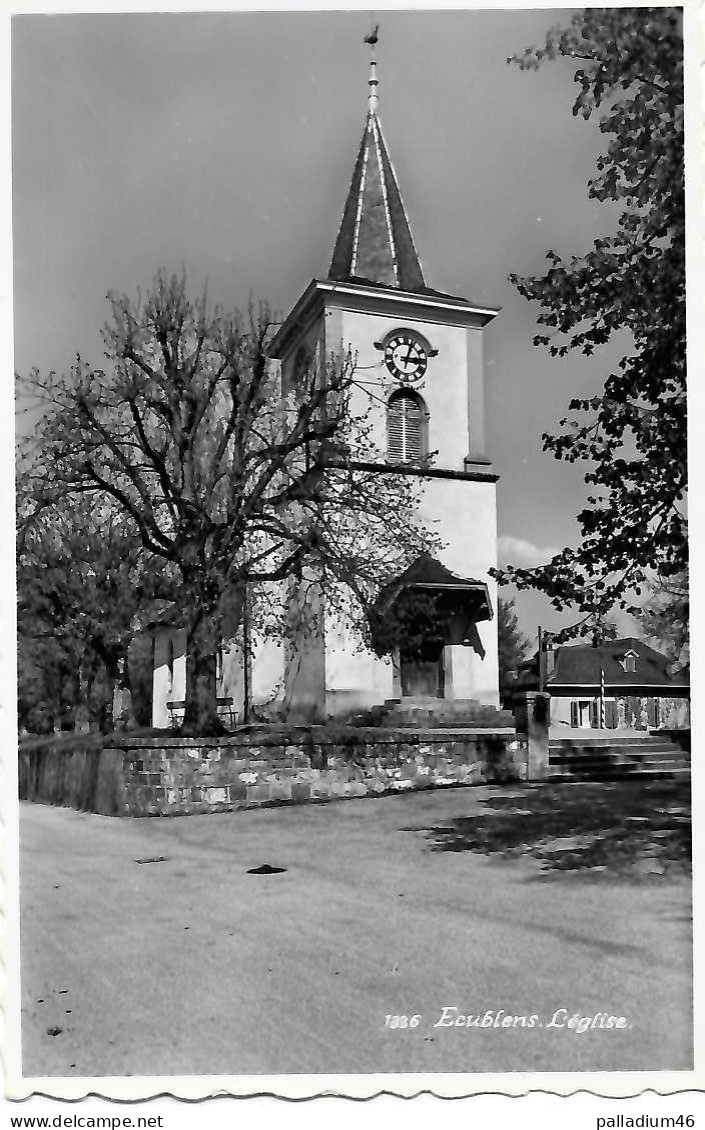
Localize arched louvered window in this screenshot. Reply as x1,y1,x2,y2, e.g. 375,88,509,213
387,390,427,464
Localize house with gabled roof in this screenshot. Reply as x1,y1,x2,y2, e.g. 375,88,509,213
514,636,690,731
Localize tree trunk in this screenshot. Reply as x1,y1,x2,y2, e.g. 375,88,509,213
74,662,91,733
93,643,124,734
105,653,128,733
103,669,116,733
182,613,224,735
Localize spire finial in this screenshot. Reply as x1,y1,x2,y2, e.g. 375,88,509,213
363,21,380,114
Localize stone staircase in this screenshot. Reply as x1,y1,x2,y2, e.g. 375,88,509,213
352,697,515,729
549,732,690,781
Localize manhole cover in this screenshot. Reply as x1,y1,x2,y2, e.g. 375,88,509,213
247,864,287,875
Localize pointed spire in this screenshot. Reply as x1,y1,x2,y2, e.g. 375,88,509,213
328,27,426,293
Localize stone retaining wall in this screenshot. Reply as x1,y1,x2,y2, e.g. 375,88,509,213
20,727,526,817
18,735,124,816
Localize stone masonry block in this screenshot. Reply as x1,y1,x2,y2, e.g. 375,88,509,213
268,780,292,802
246,783,271,805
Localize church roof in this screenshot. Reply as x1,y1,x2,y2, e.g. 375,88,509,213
269,45,500,360
375,553,492,619
328,72,426,292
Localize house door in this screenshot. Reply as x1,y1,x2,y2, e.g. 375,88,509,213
400,642,445,698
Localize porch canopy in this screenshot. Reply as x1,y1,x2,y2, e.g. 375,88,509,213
369,553,492,657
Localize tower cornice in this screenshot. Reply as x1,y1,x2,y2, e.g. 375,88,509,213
267,278,500,360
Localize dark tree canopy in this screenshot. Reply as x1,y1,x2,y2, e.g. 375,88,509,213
497,8,685,632
497,597,530,694
20,271,435,731
17,491,146,732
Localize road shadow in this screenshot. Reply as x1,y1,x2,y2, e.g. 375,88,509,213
411,778,691,877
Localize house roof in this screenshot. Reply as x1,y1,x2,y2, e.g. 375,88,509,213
546,637,689,690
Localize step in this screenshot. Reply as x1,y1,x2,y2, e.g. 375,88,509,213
549,736,678,749
549,743,683,757
621,752,687,762
549,760,690,776
383,705,515,726
550,747,687,762
550,756,689,771
550,758,642,771
548,767,690,783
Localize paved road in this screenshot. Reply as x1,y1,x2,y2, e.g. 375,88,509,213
19,787,692,1077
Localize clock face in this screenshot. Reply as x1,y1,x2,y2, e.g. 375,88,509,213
384,331,428,383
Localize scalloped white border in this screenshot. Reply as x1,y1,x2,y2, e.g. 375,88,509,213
1,0,702,1109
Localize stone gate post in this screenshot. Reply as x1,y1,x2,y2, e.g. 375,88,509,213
513,691,550,781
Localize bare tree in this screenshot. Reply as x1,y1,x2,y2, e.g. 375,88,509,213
20,271,436,732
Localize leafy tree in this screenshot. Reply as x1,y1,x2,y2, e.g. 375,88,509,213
17,489,147,732
497,597,530,695
638,569,689,674
20,271,434,732
595,618,619,643
17,631,74,734
497,8,685,631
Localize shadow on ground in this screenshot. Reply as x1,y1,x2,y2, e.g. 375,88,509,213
407,778,691,878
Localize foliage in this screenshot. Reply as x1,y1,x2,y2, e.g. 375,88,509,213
496,8,685,632
638,569,689,674
369,588,449,658
497,597,530,692
17,488,147,732
17,633,73,734
19,271,435,732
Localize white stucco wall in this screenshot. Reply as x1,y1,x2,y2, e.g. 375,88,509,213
323,614,395,717
318,295,500,708
151,627,187,728
550,697,574,727
420,476,499,704
249,637,286,710
324,306,486,471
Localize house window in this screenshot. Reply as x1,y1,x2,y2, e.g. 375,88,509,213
571,700,594,729
620,649,638,674
387,389,427,464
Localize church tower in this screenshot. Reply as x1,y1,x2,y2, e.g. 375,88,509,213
269,36,500,715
